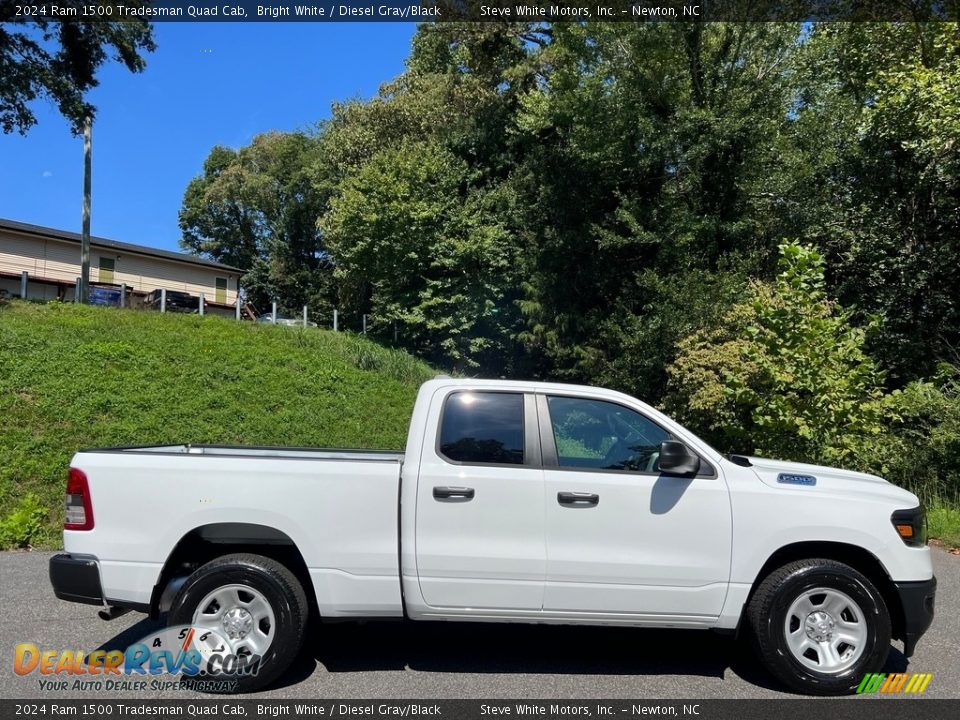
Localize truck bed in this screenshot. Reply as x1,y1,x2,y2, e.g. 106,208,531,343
66,444,406,617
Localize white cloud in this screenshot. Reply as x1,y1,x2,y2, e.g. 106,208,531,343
41,170,53,178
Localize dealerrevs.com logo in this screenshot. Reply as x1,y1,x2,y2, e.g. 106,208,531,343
856,672,933,695
13,626,260,693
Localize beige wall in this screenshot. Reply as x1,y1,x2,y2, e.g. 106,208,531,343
0,228,240,304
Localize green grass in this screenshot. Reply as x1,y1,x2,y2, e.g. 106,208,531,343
0,300,436,548
928,505,960,549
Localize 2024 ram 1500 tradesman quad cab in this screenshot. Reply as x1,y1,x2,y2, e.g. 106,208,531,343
50,378,936,695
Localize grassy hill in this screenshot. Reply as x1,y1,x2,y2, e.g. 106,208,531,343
0,300,436,549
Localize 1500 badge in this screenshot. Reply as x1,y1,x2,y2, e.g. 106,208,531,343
777,473,817,486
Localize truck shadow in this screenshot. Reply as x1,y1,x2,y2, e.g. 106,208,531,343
282,620,909,693
297,622,773,688
96,616,909,695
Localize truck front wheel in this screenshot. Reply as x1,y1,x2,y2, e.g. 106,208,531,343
168,553,308,693
746,558,891,695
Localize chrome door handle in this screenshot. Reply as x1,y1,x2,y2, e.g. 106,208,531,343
433,486,475,500
557,492,599,507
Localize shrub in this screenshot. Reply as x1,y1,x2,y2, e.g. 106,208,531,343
663,242,887,466
873,365,960,504
0,494,47,549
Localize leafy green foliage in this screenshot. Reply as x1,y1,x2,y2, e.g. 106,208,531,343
512,23,801,384
664,243,886,465
179,132,336,318
874,366,960,504
797,24,960,383
322,140,518,370
0,494,46,549
0,2,155,135
0,301,435,549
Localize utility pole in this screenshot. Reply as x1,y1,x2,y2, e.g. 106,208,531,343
79,116,92,303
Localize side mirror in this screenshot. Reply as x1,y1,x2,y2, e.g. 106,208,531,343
658,440,700,476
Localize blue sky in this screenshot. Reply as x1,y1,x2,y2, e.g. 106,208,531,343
0,22,416,253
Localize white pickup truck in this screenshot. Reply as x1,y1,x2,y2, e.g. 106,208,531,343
50,378,935,695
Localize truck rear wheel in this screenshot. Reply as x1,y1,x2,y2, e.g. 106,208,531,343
746,558,891,695
168,553,308,693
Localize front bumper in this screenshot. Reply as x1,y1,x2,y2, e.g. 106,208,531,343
49,553,103,606
894,575,936,657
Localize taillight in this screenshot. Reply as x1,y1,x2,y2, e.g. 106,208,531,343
64,467,94,531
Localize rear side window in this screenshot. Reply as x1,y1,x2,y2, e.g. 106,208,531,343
439,392,524,465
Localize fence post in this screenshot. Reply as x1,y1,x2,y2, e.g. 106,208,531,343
20,271,28,299
271,300,277,323
303,305,308,328
362,314,367,334
160,288,166,313
120,283,127,308
394,321,398,343
333,309,338,332
75,278,81,302
236,293,241,321
199,293,205,316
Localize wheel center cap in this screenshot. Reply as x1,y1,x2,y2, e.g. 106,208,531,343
804,611,835,642
221,607,253,639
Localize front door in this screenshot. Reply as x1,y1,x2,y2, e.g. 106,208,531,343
540,394,732,619
415,390,545,611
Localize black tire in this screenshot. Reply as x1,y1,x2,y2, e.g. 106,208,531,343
746,558,891,696
168,553,308,693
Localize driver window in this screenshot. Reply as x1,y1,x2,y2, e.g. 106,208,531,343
546,396,671,472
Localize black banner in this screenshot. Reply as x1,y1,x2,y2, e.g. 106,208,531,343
2,700,960,720
2,0,959,23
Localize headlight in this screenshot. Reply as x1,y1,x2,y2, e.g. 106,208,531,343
891,505,927,547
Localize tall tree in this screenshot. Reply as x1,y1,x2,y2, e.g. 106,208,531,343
322,140,519,370
317,22,541,368
179,131,335,316
513,23,803,395
795,23,960,384
0,3,155,135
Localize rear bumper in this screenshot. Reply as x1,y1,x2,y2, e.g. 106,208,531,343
894,575,936,657
49,554,103,606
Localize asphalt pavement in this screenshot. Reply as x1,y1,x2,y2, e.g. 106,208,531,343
1,548,957,700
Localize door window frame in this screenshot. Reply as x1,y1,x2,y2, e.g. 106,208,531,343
535,393,716,478
434,391,541,469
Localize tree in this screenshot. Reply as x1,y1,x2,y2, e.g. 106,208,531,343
512,23,803,390
664,242,887,466
313,22,540,369
793,23,960,384
179,132,335,317
0,3,155,135
322,140,519,370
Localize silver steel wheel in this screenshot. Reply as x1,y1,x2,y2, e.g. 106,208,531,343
784,587,868,674
192,583,275,658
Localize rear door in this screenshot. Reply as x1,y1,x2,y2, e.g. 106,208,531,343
540,394,732,620
414,389,546,611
